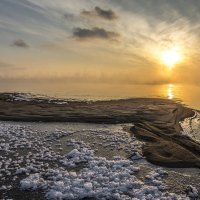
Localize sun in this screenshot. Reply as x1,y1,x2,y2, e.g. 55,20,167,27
161,49,182,68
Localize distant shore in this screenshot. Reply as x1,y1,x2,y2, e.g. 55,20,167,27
0,92,199,168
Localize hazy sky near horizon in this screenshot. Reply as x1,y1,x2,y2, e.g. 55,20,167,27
1,0,200,84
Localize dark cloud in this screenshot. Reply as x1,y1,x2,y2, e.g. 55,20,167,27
63,13,74,20
73,27,119,40
82,6,118,20
109,0,200,25
12,39,29,48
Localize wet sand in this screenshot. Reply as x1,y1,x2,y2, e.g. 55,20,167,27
0,93,199,168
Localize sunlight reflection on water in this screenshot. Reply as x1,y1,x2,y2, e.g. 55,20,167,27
0,81,200,109
167,84,174,100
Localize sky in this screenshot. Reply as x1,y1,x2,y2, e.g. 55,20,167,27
1,0,200,85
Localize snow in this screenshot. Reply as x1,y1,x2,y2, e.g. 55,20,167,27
180,111,200,143
0,121,198,199
60,141,94,167
20,140,189,200
4,93,80,104
186,185,199,199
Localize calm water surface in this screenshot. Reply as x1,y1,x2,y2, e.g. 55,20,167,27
0,82,200,110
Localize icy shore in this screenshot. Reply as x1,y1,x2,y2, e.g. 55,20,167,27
180,111,200,144
20,140,190,200
0,121,198,199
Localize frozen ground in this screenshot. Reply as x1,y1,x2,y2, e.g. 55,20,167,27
4,93,70,104
180,111,200,144
0,121,199,199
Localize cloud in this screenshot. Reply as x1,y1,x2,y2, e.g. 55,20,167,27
0,61,15,68
73,27,119,40
0,61,23,70
63,13,74,20
82,6,118,20
12,39,29,48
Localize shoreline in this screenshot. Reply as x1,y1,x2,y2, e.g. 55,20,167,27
0,93,192,123
0,93,199,168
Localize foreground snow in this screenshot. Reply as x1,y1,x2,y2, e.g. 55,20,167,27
0,122,198,199
20,140,192,200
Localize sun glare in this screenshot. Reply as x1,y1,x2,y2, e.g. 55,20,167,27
161,49,181,68
167,84,174,99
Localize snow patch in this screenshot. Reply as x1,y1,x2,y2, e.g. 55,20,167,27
20,140,189,200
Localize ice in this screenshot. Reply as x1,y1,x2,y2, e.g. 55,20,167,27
21,173,47,190
0,121,197,199
186,185,199,199
20,140,189,200
15,168,28,175
61,141,94,167
180,110,200,143
4,93,74,105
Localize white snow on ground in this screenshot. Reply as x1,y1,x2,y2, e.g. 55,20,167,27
4,93,70,104
0,121,198,199
20,140,190,200
60,140,95,167
186,185,199,199
180,111,200,144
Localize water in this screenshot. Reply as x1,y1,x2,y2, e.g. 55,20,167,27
1,81,200,109
180,111,200,144
0,83,200,197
